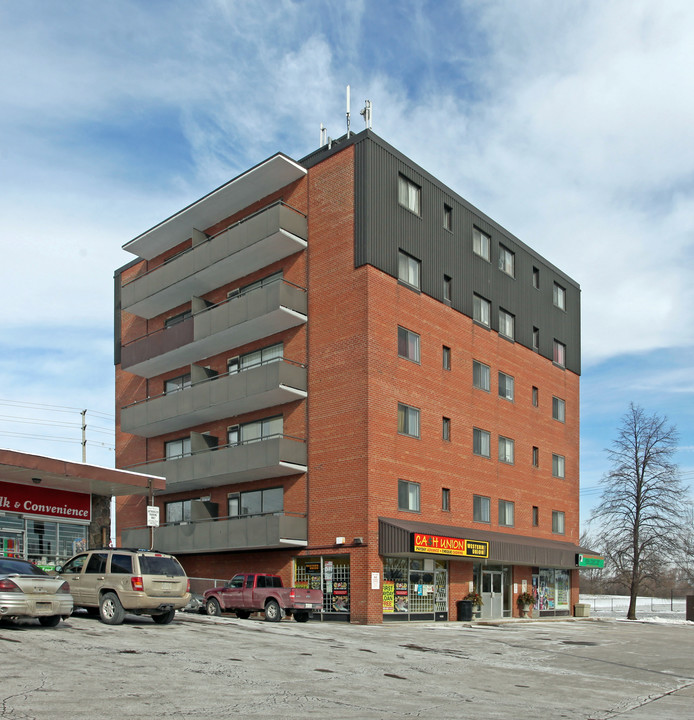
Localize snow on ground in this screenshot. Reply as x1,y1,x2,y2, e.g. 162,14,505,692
580,594,693,624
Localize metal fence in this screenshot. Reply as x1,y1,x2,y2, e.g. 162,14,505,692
580,594,687,617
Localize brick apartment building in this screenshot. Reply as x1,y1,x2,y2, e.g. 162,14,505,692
114,129,591,623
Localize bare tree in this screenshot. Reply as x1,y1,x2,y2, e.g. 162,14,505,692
591,403,688,619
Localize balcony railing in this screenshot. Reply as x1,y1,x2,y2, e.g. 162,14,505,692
121,511,308,554
120,357,307,438
126,434,307,493
122,201,307,319
120,278,307,378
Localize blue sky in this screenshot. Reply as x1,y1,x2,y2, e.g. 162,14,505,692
1,0,693,527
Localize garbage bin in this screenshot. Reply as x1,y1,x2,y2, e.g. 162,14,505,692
457,599,473,621
687,596,694,622
574,603,590,618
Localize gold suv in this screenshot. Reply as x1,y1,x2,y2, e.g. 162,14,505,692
57,548,190,625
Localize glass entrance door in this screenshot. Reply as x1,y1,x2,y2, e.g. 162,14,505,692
481,569,503,619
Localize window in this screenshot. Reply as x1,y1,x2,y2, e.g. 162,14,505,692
473,294,491,326
553,339,566,367
228,487,283,517
498,436,515,464
398,403,420,438
553,282,566,310
473,428,491,458
442,345,451,371
229,343,284,374
498,499,515,527
165,437,191,460
532,446,539,467
473,495,490,523
398,480,420,512
398,174,421,215
473,360,490,391
229,270,283,299
498,371,514,401
498,244,515,277
442,417,451,441
110,554,133,574
444,204,452,231
532,506,539,527
398,250,421,289
86,553,108,574
473,227,490,260
166,499,195,524
532,386,539,407
398,326,420,363
552,510,565,534
532,266,540,289
532,327,540,352
165,310,191,328
228,416,283,446
442,488,450,511
165,373,191,394
499,309,515,340
552,453,565,479
443,275,452,303
552,396,566,423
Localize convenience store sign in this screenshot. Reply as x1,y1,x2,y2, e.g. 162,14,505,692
413,533,489,558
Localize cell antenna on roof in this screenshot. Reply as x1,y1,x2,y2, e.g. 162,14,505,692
346,85,351,138
360,100,372,130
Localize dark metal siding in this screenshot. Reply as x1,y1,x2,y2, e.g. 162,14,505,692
353,133,581,375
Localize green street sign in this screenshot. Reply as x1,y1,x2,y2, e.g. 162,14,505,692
578,554,604,568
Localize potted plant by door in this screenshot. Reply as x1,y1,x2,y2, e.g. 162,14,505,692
463,591,483,616
517,591,535,618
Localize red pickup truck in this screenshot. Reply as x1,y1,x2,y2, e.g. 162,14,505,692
202,573,323,622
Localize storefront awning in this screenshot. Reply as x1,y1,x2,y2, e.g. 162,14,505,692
0,449,165,497
379,517,596,569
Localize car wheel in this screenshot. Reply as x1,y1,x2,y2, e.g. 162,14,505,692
264,599,282,622
293,611,309,623
205,598,222,616
152,608,176,625
99,592,125,625
39,615,61,627
236,610,251,619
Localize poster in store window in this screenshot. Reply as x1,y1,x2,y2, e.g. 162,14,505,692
383,581,395,613
394,581,409,612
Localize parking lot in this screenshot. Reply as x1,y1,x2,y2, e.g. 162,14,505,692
3,612,693,719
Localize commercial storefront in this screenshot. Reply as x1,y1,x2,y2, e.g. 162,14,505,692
0,449,163,568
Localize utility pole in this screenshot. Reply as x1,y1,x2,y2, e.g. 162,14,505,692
81,409,87,462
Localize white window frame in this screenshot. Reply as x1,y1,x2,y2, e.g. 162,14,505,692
553,282,566,310
473,227,490,261
398,250,421,289
552,510,565,534
473,495,491,523
442,487,450,511
473,360,490,392
443,275,452,303
473,428,491,458
552,396,566,423
499,308,515,340
165,437,191,460
553,340,566,367
398,326,420,363
398,403,420,438
498,436,515,465
442,417,451,441
473,294,491,326
498,371,514,401
398,479,420,512
552,453,566,479
498,244,515,277
532,446,539,467
398,175,421,215
442,345,451,371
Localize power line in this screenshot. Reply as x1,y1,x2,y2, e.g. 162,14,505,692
0,398,114,420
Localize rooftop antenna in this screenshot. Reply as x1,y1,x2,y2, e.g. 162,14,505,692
320,123,327,147
346,84,351,138
360,99,372,130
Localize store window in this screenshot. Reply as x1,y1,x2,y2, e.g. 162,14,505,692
383,556,447,619
537,568,571,614
295,556,351,616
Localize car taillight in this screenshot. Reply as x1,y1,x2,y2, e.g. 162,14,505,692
186,579,190,592
57,581,70,594
0,578,20,592
131,576,144,592
289,589,295,601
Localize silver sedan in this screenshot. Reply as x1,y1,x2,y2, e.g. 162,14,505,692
0,557,73,626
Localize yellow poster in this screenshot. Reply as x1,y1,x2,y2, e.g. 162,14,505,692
382,581,395,613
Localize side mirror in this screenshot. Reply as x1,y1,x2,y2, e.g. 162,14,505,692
55,565,63,573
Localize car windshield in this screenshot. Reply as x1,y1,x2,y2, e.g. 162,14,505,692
0,559,48,576
138,554,185,576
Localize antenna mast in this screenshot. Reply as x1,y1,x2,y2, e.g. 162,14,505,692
360,99,372,129
346,85,351,138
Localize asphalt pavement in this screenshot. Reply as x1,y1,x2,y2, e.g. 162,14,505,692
2,611,693,719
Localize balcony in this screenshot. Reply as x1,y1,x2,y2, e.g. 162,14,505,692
120,279,307,378
121,512,308,555
129,435,307,494
122,202,307,319
121,358,307,438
